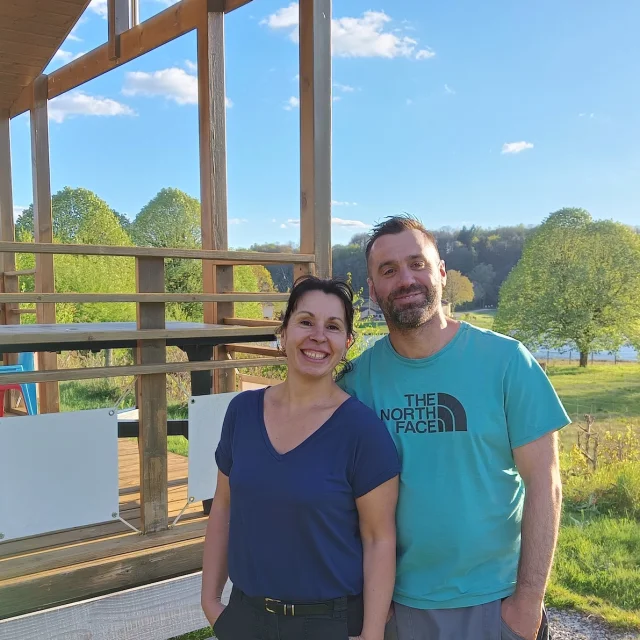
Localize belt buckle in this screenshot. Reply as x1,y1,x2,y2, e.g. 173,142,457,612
265,598,281,614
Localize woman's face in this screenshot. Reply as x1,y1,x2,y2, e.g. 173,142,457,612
281,290,351,379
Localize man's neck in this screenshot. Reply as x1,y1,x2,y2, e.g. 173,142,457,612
388,311,461,359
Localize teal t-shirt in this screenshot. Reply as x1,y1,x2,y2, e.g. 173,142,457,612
339,322,570,610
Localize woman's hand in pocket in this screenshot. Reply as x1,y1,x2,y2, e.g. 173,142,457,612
202,597,226,628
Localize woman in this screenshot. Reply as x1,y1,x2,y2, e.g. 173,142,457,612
201,276,400,640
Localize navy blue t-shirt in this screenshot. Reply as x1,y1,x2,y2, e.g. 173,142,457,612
215,388,400,602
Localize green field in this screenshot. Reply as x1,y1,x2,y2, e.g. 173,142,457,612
456,308,497,330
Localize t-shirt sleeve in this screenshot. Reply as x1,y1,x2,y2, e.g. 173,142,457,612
214,400,237,476
504,342,571,449
349,407,401,499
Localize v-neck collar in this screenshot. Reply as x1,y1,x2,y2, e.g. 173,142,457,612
258,387,354,461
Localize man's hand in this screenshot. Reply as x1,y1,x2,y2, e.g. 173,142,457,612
202,598,226,628
501,595,542,640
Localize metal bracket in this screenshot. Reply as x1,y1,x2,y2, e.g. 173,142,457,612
170,497,195,528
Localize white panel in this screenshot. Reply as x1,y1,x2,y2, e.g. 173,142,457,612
0,409,119,541
188,393,239,502
0,572,232,640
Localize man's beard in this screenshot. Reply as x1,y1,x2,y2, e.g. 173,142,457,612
376,283,441,330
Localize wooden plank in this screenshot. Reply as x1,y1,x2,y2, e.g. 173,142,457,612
135,256,168,534
0,109,18,337
0,292,289,303
0,520,206,581
0,321,277,346
224,0,253,11
1,357,286,384
30,74,59,414
108,0,130,60
0,241,314,263
226,343,280,357
297,0,332,279
0,572,216,640
223,317,281,327
0,537,206,620
2,268,35,277
10,0,206,118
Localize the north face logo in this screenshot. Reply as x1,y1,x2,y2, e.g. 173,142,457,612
380,393,468,434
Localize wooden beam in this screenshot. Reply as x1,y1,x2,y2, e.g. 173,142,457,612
0,324,277,347
224,0,253,11
0,241,314,263
2,268,35,277
0,110,18,332
135,256,168,534
1,358,286,384
10,0,207,118
223,317,281,327
297,0,332,279
108,0,130,60
30,75,59,414
0,292,289,303
198,4,235,392
226,343,280,357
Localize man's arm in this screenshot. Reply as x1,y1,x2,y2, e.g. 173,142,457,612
501,431,562,640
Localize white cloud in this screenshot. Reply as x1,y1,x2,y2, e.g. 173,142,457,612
67,23,83,42
261,2,298,29
184,60,197,72
13,205,27,220
334,83,355,93
271,218,277,223
123,68,232,107
579,112,595,119
280,223,288,229
264,4,435,60
445,84,455,95
48,91,135,124
284,96,300,110
332,217,371,229
53,49,85,63
332,200,357,206
288,217,370,229
229,218,248,225
415,48,436,60
501,141,534,155
333,96,342,102
88,0,108,18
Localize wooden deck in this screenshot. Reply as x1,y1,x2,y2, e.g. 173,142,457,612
0,439,208,620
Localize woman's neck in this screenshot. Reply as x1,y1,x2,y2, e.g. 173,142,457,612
276,371,339,408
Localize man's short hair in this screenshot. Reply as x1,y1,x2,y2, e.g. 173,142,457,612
365,214,440,266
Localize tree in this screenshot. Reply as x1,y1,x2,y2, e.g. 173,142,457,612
131,188,203,320
14,187,136,323
444,270,474,311
494,208,640,366
469,263,496,307
249,242,297,292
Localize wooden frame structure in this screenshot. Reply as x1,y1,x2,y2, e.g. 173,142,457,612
0,0,332,629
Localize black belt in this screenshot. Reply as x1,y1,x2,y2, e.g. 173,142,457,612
240,589,359,617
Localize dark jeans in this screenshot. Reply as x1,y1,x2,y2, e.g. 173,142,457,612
213,586,364,640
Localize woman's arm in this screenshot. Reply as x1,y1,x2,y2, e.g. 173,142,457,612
201,470,231,627
354,476,399,640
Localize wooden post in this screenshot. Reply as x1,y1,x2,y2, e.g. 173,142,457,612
108,0,130,60
297,0,332,280
30,75,59,414
197,2,235,392
136,256,168,534
0,109,19,413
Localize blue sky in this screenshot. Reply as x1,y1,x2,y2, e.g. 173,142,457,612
9,0,640,248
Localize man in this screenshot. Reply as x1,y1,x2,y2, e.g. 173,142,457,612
339,215,569,640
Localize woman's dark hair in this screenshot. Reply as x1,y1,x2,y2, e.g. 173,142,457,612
279,276,355,342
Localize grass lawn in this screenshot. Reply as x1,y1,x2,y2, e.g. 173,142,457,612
456,308,496,330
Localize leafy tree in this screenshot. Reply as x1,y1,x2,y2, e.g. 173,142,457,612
494,208,640,366
249,242,298,292
15,188,136,323
443,270,474,311
469,263,496,307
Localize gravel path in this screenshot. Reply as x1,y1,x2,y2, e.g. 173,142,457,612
548,609,639,640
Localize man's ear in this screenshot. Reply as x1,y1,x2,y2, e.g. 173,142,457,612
368,278,377,304
439,260,447,286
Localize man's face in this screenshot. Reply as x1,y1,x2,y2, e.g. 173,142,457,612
367,229,446,330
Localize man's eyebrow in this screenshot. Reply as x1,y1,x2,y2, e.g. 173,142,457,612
378,254,425,270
